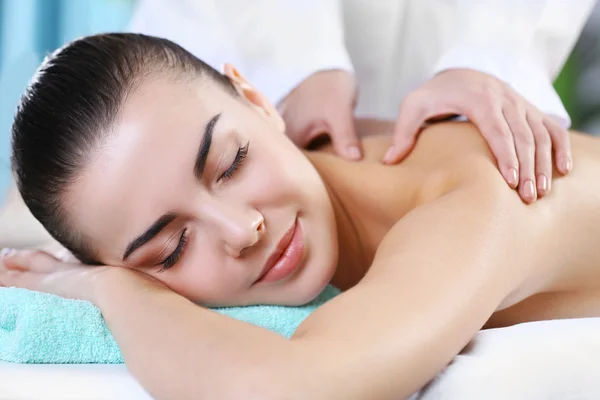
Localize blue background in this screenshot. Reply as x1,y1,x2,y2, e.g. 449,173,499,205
0,0,134,197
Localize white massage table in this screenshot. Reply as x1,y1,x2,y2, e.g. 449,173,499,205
0,362,151,400
1,318,599,400
415,317,600,400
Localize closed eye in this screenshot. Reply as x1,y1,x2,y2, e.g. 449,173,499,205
157,228,188,273
218,142,249,182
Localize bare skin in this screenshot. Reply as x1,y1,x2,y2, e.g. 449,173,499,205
4,119,598,325
309,120,600,329
2,70,600,399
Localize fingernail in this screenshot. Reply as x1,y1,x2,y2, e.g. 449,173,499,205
564,157,573,173
507,168,518,188
0,248,16,259
537,174,548,193
383,147,395,164
524,180,537,202
346,146,361,161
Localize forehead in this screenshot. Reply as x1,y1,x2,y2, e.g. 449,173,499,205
65,77,236,260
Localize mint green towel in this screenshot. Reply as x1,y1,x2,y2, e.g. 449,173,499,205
0,285,340,364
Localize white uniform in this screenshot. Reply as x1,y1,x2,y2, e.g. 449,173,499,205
128,0,597,128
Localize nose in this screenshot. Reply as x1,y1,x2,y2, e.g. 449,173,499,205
201,201,265,257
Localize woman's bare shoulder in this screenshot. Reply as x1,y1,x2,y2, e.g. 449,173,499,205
309,119,495,169
306,120,504,204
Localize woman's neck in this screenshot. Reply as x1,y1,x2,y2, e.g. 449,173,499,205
324,179,371,290
307,133,427,291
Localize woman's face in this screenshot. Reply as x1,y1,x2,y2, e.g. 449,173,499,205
66,67,338,306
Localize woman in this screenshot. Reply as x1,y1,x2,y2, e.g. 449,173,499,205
2,33,600,399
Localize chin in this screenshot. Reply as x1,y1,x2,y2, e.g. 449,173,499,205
284,254,338,306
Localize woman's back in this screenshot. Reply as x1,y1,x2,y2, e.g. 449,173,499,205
307,120,600,327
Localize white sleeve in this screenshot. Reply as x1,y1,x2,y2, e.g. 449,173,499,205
127,0,353,106
127,0,244,81
431,0,596,129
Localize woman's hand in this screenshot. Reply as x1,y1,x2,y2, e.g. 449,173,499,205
0,248,108,302
382,68,572,204
278,69,362,161
0,248,163,303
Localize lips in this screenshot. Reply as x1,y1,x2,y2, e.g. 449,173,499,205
255,218,304,284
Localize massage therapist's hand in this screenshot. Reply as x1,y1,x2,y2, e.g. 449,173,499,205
277,69,362,161
382,68,573,204
0,248,164,302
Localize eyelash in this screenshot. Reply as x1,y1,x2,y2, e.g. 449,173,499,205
157,143,249,273
158,228,188,273
218,142,249,182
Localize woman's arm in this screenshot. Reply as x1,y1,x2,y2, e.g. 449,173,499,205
292,173,536,399
88,157,536,399
92,272,301,400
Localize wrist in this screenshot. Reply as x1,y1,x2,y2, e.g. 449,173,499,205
90,267,168,308
432,47,570,128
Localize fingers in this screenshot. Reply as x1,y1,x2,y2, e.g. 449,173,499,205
545,117,572,175
0,249,52,290
301,120,330,147
279,69,361,160
1,248,61,273
383,94,428,164
502,104,537,203
282,102,362,161
328,112,363,161
284,118,319,149
287,113,362,161
0,267,27,288
471,106,520,190
527,114,552,198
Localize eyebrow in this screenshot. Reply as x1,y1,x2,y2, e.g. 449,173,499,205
123,213,177,261
122,113,222,262
194,113,221,178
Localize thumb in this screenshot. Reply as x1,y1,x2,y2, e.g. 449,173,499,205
383,103,425,164
329,112,362,161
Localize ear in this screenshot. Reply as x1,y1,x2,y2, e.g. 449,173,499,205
222,63,285,132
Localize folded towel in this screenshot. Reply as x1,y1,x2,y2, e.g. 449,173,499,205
0,285,340,364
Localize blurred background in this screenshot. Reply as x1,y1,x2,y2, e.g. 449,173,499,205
0,0,598,198
0,0,134,195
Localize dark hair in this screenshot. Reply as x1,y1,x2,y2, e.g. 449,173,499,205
11,33,238,264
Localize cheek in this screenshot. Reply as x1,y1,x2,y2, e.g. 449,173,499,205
231,155,300,207
150,236,246,304
132,234,210,296
248,147,319,202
